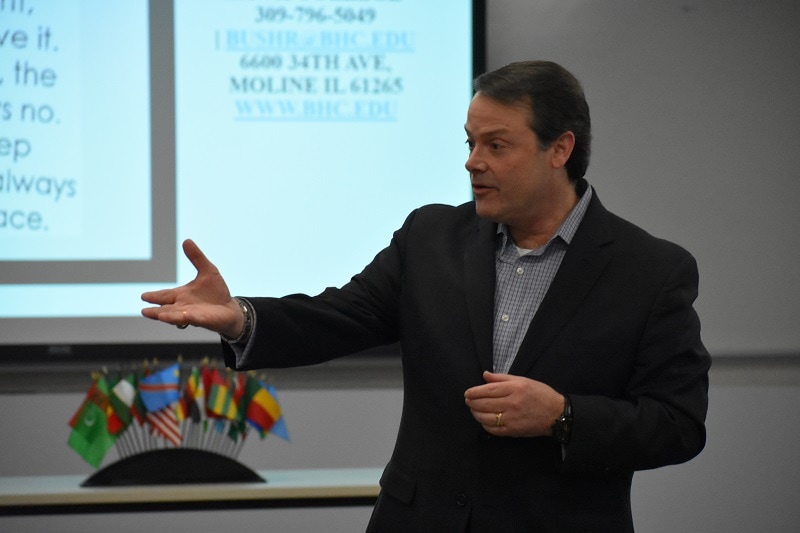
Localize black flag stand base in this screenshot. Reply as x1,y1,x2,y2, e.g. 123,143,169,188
81,449,266,487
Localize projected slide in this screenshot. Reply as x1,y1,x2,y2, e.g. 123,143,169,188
0,0,170,284
175,0,472,297
0,0,474,331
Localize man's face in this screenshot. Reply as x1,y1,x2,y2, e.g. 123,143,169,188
464,93,556,229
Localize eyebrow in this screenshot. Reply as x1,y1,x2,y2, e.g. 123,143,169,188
463,125,512,137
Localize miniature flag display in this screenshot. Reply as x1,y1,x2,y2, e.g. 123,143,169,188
67,360,287,468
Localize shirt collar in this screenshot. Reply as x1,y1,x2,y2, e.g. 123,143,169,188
496,184,594,254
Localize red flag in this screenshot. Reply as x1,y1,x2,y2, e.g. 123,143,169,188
67,375,117,467
69,380,99,428
239,375,281,434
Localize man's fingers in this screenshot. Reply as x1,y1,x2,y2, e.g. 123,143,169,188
182,239,218,275
465,381,509,402
140,289,179,321
140,306,160,320
140,288,176,305
159,309,190,326
482,370,514,383
464,387,505,413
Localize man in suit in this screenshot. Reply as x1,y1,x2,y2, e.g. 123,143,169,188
142,60,710,532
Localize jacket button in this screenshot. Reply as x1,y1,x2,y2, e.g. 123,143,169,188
455,493,469,507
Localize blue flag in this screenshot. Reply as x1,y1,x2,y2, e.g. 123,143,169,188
139,363,180,412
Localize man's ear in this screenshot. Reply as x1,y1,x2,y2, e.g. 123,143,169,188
550,131,575,170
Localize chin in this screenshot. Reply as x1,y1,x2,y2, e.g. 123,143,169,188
474,202,499,222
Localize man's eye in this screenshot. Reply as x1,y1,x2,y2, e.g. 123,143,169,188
465,140,475,151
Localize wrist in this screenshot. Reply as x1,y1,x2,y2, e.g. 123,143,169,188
221,297,252,344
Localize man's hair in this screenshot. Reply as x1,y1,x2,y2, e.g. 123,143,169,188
473,60,592,183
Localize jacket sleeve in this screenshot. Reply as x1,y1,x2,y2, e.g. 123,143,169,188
561,252,711,473
222,210,418,371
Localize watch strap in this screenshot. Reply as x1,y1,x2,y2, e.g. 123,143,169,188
221,297,252,344
551,394,573,445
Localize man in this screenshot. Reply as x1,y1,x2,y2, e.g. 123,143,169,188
142,61,710,532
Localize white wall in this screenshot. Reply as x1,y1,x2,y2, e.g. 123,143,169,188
632,375,800,531
487,0,800,356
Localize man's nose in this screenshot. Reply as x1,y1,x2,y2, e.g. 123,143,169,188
465,148,485,174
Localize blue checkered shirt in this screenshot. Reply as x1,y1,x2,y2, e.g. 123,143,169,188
492,186,593,373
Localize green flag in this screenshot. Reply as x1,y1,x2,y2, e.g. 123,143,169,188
68,378,116,468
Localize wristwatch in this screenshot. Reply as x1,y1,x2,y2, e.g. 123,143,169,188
221,297,252,344
551,394,572,445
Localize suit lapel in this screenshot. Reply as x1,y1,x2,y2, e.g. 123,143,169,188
463,215,497,373
509,193,615,376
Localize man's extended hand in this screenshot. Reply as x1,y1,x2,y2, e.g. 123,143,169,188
464,371,565,437
140,239,243,338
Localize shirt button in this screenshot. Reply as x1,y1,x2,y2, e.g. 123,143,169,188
455,493,469,507
516,267,524,275
501,314,510,322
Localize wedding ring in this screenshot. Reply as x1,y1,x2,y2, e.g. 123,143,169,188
495,412,503,427
176,311,189,329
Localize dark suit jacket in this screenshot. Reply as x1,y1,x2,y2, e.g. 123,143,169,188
223,181,710,532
